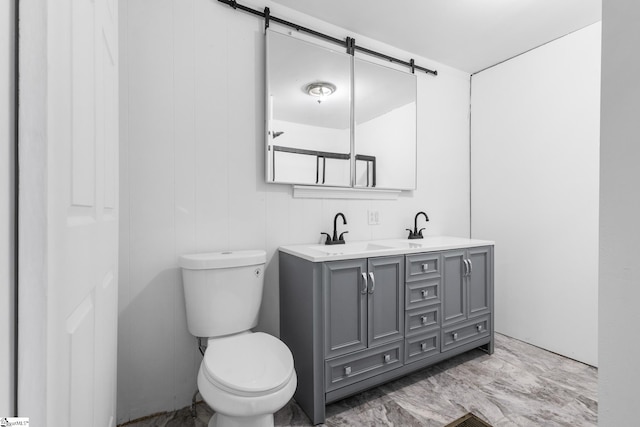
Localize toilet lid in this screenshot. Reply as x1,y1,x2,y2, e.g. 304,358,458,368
202,333,294,396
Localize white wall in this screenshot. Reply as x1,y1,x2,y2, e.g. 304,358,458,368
599,1,640,423
471,23,601,366
0,0,15,417
118,0,471,422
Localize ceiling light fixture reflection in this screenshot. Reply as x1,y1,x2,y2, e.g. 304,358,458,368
305,82,336,103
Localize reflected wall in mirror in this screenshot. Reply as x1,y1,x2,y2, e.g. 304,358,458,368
266,30,352,186
354,58,417,190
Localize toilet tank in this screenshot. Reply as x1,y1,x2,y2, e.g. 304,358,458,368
179,250,266,338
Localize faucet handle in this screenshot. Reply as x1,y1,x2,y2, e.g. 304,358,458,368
321,232,331,244
338,231,349,242
408,228,425,240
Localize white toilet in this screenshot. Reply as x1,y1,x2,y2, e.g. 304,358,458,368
179,250,297,427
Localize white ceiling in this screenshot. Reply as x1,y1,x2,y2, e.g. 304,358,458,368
268,30,416,129
270,0,602,74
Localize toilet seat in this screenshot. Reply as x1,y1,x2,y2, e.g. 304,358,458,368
202,332,294,397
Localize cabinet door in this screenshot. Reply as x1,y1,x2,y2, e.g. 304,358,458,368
468,247,491,319
442,250,467,326
324,259,368,358
367,256,404,348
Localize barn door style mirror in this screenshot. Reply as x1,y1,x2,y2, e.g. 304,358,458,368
354,57,417,190
266,30,352,187
265,29,417,190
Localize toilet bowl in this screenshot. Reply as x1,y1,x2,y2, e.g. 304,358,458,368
179,250,297,427
197,332,297,427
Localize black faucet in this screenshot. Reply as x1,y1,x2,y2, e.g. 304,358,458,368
321,213,348,245
406,211,429,239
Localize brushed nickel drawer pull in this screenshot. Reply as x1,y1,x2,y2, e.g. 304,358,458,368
421,342,427,351
421,315,428,325
452,332,458,341
477,324,482,332
422,263,429,272
344,366,351,375
383,354,391,363
421,289,429,298
368,272,376,294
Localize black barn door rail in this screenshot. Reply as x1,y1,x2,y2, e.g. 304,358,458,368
218,0,438,76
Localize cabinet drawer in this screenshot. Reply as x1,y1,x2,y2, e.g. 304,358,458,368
325,341,403,392
406,279,440,309
405,305,439,336
405,331,439,364
442,315,490,352
406,253,440,282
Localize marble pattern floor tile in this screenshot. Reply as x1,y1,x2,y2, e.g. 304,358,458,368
118,333,597,427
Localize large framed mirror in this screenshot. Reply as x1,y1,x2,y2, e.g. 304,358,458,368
266,30,352,187
354,58,417,190
265,30,417,191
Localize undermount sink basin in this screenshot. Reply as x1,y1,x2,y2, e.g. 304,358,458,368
309,242,392,255
386,240,428,249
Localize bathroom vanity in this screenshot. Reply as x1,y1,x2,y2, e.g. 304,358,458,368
279,236,494,424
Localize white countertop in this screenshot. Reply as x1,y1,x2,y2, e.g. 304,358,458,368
279,236,494,262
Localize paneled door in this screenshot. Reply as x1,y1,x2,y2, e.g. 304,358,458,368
367,256,404,347
468,247,491,319
323,259,368,359
323,256,404,360
442,250,467,326
19,0,119,425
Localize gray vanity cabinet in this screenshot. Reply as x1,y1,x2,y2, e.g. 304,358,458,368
279,243,493,425
323,255,405,396
442,246,492,352
403,252,442,364
323,255,405,358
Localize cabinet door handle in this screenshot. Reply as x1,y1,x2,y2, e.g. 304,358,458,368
368,272,376,293
361,272,368,294
468,259,473,275
463,259,469,277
